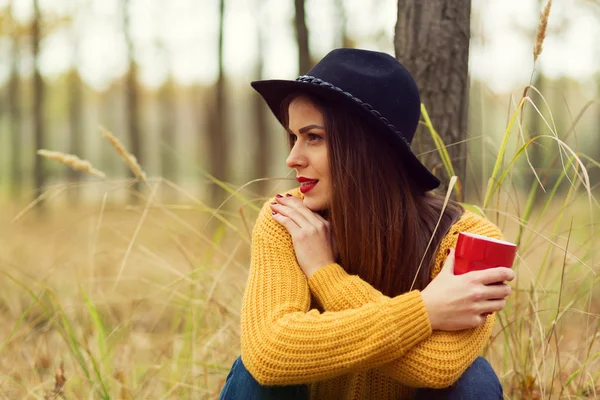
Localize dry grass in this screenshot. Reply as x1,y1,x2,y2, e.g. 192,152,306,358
0,189,255,399
0,181,597,399
37,150,106,179
3,111,600,398
100,127,147,182
533,0,552,63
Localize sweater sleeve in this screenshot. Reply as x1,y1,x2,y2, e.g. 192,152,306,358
239,198,433,386
307,212,503,388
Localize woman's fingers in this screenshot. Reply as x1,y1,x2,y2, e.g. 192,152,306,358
471,314,488,326
482,282,511,300
270,201,311,229
471,267,515,285
440,248,455,275
479,299,507,314
271,211,302,235
423,251,514,330
275,194,326,228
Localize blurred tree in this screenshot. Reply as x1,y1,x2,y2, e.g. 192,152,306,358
123,0,142,198
394,0,470,200
294,0,311,74
155,3,176,189
66,13,84,204
207,0,229,206
159,74,176,183
3,1,71,202
100,85,121,178
334,0,352,48
7,0,23,201
32,0,46,201
252,2,270,195
67,68,84,204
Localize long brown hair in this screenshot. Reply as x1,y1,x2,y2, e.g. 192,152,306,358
282,93,464,297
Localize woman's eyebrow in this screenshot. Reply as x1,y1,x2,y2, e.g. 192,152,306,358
299,124,325,133
285,125,325,134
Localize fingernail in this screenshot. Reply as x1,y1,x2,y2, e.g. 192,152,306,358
272,211,276,215
271,202,276,205
286,194,292,197
276,194,282,198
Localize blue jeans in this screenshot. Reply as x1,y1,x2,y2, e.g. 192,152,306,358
219,356,503,399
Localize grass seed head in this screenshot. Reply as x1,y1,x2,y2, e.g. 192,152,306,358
37,150,106,179
533,0,552,62
100,127,147,181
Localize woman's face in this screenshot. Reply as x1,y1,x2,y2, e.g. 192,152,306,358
286,96,331,211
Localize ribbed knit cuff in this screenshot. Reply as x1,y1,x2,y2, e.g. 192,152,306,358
308,263,378,310
383,290,433,352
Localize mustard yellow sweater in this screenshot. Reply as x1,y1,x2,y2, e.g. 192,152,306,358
240,189,504,399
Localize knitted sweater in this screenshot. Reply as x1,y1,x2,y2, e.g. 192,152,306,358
240,189,504,399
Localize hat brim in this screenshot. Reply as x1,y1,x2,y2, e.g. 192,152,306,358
251,79,441,192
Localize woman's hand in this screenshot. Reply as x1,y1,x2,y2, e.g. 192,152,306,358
270,194,336,279
421,248,515,331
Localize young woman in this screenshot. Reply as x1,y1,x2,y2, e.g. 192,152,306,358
219,48,514,399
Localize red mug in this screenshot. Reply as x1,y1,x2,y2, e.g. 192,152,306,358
454,232,517,275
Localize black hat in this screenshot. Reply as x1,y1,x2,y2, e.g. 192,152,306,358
251,48,440,191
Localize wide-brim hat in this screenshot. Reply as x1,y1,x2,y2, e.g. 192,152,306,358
251,48,440,192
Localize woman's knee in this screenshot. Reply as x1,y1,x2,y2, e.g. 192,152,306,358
452,357,503,399
220,356,267,399
219,356,308,400
414,357,503,400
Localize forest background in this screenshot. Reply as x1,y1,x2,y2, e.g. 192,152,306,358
0,0,599,398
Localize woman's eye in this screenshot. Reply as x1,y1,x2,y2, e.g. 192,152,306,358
308,133,322,141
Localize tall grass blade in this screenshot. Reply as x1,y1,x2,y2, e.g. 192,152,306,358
483,97,527,208
420,104,462,200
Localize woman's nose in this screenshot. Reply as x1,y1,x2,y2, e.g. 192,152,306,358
286,144,307,169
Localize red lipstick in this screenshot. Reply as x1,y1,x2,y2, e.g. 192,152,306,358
297,176,319,194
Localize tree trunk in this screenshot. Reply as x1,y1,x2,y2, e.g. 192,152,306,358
9,7,22,201
253,5,270,195
123,0,142,198
394,0,470,199
597,78,600,185
32,0,46,201
100,87,120,177
208,0,228,207
67,69,84,204
159,76,176,182
294,0,311,74
334,0,351,48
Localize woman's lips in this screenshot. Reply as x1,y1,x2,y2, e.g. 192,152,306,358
300,180,318,194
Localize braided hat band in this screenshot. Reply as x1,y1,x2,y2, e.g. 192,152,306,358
250,48,441,191
295,75,411,147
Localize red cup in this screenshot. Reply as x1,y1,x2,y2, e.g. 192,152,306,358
454,232,517,275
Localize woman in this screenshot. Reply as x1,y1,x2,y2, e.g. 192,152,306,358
219,48,514,399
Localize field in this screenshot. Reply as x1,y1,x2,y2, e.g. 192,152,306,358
1,172,599,400
0,180,257,399
1,104,600,399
